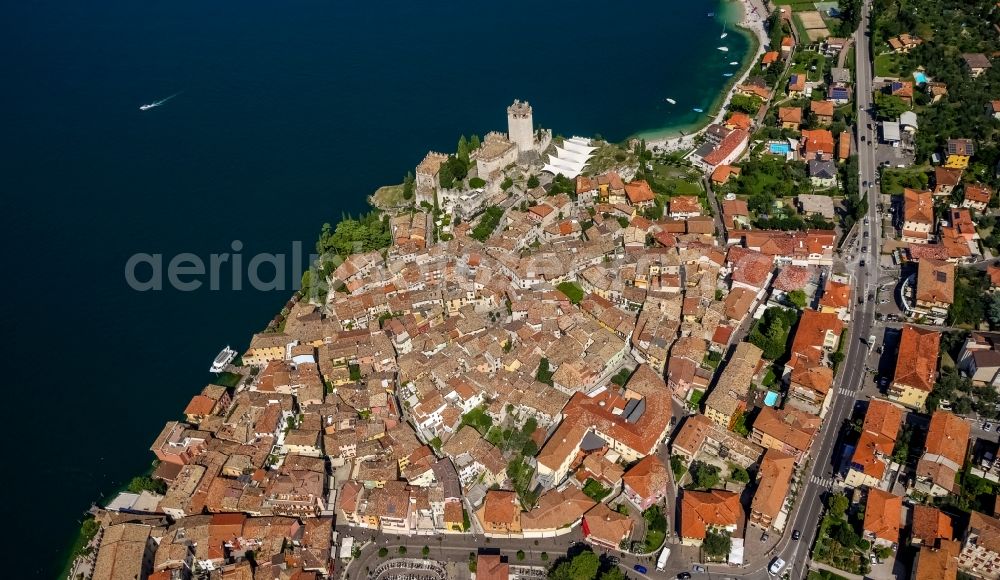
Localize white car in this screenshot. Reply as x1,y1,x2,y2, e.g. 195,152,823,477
769,558,786,575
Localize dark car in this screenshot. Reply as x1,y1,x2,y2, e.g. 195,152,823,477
634,564,648,574
861,135,866,142
678,574,692,580
792,529,801,540
860,259,866,267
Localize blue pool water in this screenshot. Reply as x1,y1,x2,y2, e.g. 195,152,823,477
913,71,928,84
764,391,780,406
769,142,790,154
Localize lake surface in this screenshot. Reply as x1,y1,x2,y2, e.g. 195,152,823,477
0,0,748,573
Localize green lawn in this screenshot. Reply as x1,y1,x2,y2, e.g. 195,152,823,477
880,166,929,194
773,0,819,11
808,571,852,580
873,53,904,77
556,281,585,304
792,50,827,82
647,163,704,196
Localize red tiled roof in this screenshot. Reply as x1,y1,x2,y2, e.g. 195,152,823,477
893,325,941,393
704,129,749,166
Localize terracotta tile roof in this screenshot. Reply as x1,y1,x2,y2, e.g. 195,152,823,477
480,490,520,529
670,196,702,215
622,455,669,502
934,167,963,188
625,180,656,204
810,100,835,117
851,399,905,479
731,250,774,289
907,243,950,262
711,165,741,184
584,502,634,546
773,265,812,292
722,198,749,217
916,411,969,494
726,112,754,130
913,540,960,580
788,74,806,92
968,511,1000,553
537,368,672,468
185,395,217,416
751,449,795,520
818,279,851,309
965,183,993,205
989,263,1000,287
790,364,833,394
680,489,744,540
779,107,802,124
521,486,595,531
762,51,780,64
801,129,835,155
476,554,510,580
790,309,844,365
723,287,757,320
864,488,903,543
703,129,749,166
904,188,935,224
911,504,954,545
752,407,820,454
915,259,954,305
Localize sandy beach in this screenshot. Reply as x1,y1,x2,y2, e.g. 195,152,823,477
647,0,770,152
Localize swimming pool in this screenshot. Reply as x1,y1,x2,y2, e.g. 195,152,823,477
913,71,928,84
764,391,780,406
768,142,790,155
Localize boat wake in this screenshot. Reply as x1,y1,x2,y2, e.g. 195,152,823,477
139,91,182,111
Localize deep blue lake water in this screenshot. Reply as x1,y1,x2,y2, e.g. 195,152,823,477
0,0,749,573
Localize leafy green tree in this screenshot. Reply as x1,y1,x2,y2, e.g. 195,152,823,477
689,461,721,490
671,455,687,479
402,171,415,200
600,569,627,580
536,357,554,385
516,550,525,561
127,476,167,495
828,493,849,518
729,464,751,483
457,135,470,163
788,289,807,309
874,93,909,118
527,175,540,189
550,551,600,580
703,530,732,558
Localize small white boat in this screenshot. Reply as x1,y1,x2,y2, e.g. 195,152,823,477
723,73,734,77
730,61,739,65
707,12,714,17
721,23,728,39
666,98,677,104
717,46,729,52
693,108,704,113
139,91,181,112
210,346,237,373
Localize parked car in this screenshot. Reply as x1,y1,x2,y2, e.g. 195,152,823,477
634,564,648,574
984,423,993,432
769,558,786,575
870,553,879,565
792,529,801,540
761,532,769,542
693,564,707,573
861,135,866,142
860,259,866,267
678,574,692,580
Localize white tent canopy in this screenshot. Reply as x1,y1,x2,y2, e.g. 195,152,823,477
543,137,595,178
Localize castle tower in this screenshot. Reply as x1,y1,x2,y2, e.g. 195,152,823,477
507,100,534,155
